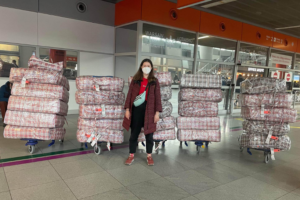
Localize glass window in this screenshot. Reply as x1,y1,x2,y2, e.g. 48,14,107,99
116,23,137,53
0,43,36,77
142,23,196,58
294,73,300,88
40,48,78,80
197,34,236,63
269,49,293,69
295,54,300,70
239,43,268,66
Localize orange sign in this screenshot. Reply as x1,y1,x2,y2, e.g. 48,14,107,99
177,0,211,9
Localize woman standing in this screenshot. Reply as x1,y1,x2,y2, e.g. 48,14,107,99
123,59,162,166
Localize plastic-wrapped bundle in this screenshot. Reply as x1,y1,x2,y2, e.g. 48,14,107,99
243,120,290,136
240,93,293,108
180,74,221,89
77,129,124,143
138,129,176,142
4,110,65,128
241,107,297,123
75,90,125,105
4,125,65,140
160,86,172,100
28,56,63,72
9,68,70,91
77,118,123,130
239,134,291,150
79,105,124,119
177,117,220,130
76,76,124,92
241,77,286,94
141,116,176,132
179,101,218,117
177,129,221,142
179,88,222,102
8,96,68,116
160,101,173,118
128,72,172,86
12,82,69,103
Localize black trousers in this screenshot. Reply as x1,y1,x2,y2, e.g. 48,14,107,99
129,101,154,154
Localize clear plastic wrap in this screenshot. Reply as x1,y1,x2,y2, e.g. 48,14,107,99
180,74,221,89
76,76,124,92
179,101,218,117
138,129,176,142
177,129,221,142
179,88,222,102
75,90,125,105
243,120,290,136
141,116,176,132
4,110,65,128
241,106,297,123
160,101,173,118
128,72,172,86
12,82,69,103
160,86,172,100
79,105,124,119
239,134,291,150
8,96,68,116
177,117,220,130
9,68,70,91
28,56,63,72
240,77,286,94
77,129,124,143
77,118,123,130
240,93,293,108
4,125,65,140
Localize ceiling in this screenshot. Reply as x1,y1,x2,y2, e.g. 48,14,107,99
105,0,300,38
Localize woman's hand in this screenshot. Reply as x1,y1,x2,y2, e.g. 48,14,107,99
154,112,159,123
125,109,130,120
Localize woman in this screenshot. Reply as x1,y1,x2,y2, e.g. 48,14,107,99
123,59,162,166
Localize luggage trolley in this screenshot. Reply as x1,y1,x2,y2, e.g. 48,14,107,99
180,140,210,152
240,147,280,164
22,138,64,154
141,140,166,154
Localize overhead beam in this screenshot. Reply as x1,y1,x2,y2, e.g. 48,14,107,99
177,0,212,10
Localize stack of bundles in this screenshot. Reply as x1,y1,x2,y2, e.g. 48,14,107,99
75,76,125,149
4,56,69,141
0,59,17,77
177,74,222,142
128,72,176,142
239,77,296,158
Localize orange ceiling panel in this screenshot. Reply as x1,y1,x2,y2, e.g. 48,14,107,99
273,32,297,52
297,39,300,53
200,12,242,40
115,0,142,26
142,0,201,32
241,24,274,47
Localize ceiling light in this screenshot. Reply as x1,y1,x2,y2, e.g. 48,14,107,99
198,36,210,39
276,25,300,30
202,0,237,8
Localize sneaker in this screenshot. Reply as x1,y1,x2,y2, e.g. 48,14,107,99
125,156,134,165
147,156,154,166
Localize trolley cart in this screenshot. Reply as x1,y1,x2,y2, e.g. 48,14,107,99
21,138,64,154
81,141,114,155
141,140,166,154
240,147,280,164
180,141,210,152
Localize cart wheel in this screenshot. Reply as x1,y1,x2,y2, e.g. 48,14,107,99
28,145,35,154
240,147,244,152
94,145,101,155
264,152,269,164
59,139,64,143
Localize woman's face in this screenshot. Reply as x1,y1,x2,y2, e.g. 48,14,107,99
141,62,152,75
141,62,152,70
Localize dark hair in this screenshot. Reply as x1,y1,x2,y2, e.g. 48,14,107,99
133,59,156,82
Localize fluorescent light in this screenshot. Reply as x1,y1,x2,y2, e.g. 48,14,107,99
202,0,236,8
198,36,210,39
276,25,300,30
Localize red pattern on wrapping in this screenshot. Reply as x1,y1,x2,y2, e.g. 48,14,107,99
75,90,125,105
79,105,125,119
76,76,124,92
138,129,176,142
179,101,218,117
180,74,222,88
77,129,124,143
179,88,222,102
77,118,123,130
241,93,293,108
28,56,63,72
177,129,221,142
177,117,220,130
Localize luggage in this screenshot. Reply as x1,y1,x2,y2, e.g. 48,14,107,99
240,93,293,108
177,117,220,130
138,129,176,142
180,74,222,89
76,76,124,92
79,104,125,119
4,125,65,140
241,77,286,94
179,88,222,102
141,116,176,132
160,86,172,101
177,129,221,142
243,120,290,136
77,118,123,130
128,72,172,86
77,129,124,143
179,101,218,117
75,90,125,105
160,101,173,118
28,56,63,73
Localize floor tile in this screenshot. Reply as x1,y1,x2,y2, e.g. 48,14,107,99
0,192,11,200
165,170,220,195
127,177,189,200
52,158,104,180
10,180,77,200
195,162,246,184
49,154,90,165
107,164,160,186
277,193,300,200
181,197,198,200
0,172,8,193
194,185,254,200
65,171,123,199
4,161,50,173
5,165,61,190
226,176,287,200
81,188,139,200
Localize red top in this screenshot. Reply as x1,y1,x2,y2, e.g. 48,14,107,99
139,78,148,101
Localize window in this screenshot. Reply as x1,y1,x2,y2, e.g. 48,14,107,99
116,23,137,53
239,43,268,66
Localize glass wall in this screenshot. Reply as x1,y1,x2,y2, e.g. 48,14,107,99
116,23,137,53
239,43,268,66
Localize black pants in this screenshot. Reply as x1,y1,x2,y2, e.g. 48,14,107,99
129,101,154,154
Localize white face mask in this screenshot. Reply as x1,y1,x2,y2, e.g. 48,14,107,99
142,67,151,75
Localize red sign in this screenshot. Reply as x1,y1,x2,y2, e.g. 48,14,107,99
287,73,291,81
273,72,278,79
67,57,77,62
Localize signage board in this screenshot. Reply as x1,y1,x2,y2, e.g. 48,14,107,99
271,53,292,66
271,71,279,79
285,72,292,82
